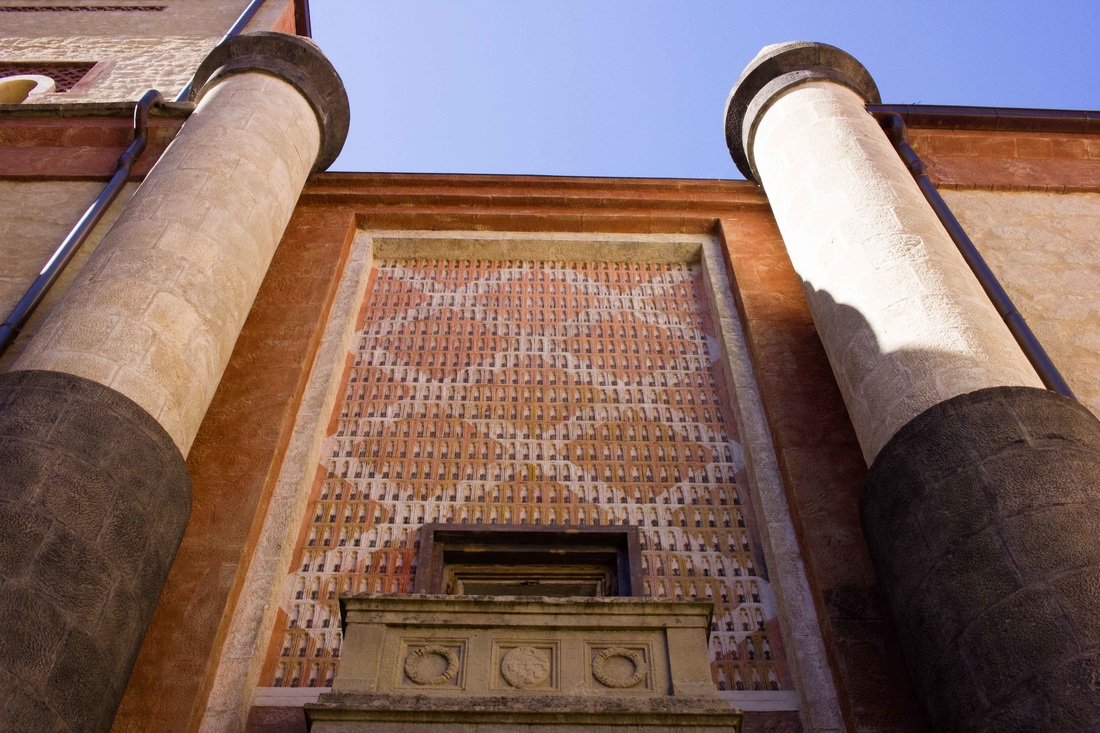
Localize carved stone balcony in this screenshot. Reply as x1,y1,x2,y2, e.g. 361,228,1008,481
306,595,743,732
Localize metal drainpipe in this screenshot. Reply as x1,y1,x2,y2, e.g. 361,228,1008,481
873,110,1076,400
0,0,274,357
175,0,269,102
0,89,163,356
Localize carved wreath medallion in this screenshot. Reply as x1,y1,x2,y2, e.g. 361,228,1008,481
500,646,551,689
404,645,460,685
592,647,647,688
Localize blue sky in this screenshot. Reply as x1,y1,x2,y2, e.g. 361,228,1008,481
311,1,1100,179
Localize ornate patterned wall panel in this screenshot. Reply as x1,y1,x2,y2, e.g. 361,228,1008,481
258,258,790,696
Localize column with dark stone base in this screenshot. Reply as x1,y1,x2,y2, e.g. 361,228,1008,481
0,32,348,732
0,370,190,733
863,386,1100,732
725,42,1100,732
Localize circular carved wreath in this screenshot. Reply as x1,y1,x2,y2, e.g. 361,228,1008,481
592,647,647,689
404,645,460,686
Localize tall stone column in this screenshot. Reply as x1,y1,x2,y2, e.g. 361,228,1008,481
0,33,348,732
726,42,1100,732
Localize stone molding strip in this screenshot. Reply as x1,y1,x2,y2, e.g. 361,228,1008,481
0,101,193,119
724,41,880,181
189,31,349,171
867,104,1100,134
0,369,191,733
863,385,1100,732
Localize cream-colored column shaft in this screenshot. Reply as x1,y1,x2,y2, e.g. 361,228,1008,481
752,81,1041,461
15,72,320,455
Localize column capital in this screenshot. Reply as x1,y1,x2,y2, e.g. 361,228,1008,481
190,31,350,171
724,41,880,181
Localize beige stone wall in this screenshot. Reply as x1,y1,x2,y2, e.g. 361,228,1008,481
943,189,1100,419
0,0,294,102
0,1,286,39
15,72,320,454
0,180,136,369
752,81,1043,462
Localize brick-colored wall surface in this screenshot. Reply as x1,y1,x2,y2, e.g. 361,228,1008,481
0,114,183,178
258,258,791,697
118,174,920,732
718,216,925,732
941,189,1100,420
910,128,1100,192
907,125,1100,420
111,209,355,733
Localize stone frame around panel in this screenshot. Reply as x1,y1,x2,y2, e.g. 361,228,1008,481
199,230,841,731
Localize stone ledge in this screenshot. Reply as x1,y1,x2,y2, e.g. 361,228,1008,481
308,693,743,732
724,41,881,181
189,31,349,171
0,100,193,119
308,594,740,731
340,594,715,629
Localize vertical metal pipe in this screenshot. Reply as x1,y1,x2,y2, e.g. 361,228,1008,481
1,0,275,356
874,111,1076,400
174,0,269,102
0,89,163,356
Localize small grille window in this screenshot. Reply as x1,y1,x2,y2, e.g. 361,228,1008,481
0,62,95,92
0,5,165,11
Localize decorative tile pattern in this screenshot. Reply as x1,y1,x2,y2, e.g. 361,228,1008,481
261,259,789,694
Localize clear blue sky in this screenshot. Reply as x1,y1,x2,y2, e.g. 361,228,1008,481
311,0,1100,180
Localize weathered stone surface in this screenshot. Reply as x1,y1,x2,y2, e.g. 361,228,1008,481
944,189,1100,426
14,65,323,455
863,385,1100,732
724,41,881,181
0,369,190,733
307,595,743,732
188,31,350,171
727,44,1042,465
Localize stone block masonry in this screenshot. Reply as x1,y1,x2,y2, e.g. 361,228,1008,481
0,37,215,102
0,31,348,733
0,369,189,733
14,70,322,454
863,387,1100,732
728,40,1100,732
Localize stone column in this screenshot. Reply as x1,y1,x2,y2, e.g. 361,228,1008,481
726,42,1100,732
0,32,348,732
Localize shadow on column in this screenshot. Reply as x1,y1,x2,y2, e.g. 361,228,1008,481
804,284,1100,733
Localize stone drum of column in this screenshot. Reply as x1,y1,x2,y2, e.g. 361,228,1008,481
727,43,1041,464
0,32,348,733
727,41,1100,732
15,38,329,456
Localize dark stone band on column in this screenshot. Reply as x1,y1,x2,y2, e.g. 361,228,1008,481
863,386,1100,733
0,370,191,733
724,41,881,182
189,31,351,171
